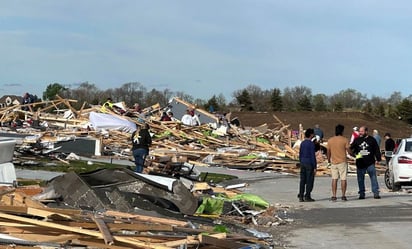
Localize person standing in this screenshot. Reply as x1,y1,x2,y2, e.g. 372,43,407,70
327,124,351,201
160,111,172,121
131,123,152,173
314,124,324,142
350,126,360,144
384,133,396,166
350,126,382,199
100,97,114,113
373,129,382,149
181,109,193,126
298,128,317,202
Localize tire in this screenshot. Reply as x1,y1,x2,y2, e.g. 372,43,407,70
384,169,392,189
391,174,401,192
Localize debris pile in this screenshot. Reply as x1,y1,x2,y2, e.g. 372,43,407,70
0,96,308,172
0,167,292,248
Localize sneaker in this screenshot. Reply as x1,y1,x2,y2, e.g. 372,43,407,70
341,196,348,201
299,198,304,202
305,197,315,202
330,196,337,202
359,195,365,200
374,195,381,199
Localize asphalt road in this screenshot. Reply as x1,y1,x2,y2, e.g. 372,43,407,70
213,168,412,249
16,165,412,249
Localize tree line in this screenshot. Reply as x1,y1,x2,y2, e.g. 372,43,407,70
42,82,412,124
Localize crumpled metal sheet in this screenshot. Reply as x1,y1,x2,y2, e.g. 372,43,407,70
47,168,198,215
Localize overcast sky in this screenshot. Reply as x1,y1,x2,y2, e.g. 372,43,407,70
1,1,411,101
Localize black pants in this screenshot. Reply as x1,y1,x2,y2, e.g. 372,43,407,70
299,163,315,198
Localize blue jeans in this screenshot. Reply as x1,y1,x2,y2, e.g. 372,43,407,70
356,164,380,196
299,163,315,198
133,148,148,173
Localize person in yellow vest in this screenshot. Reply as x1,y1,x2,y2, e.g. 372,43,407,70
101,97,114,113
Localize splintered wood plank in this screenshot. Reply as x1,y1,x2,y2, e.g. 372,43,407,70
92,216,114,245
75,238,136,249
104,210,188,227
0,212,162,248
11,192,46,209
157,235,199,247
0,205,83,219
198,234,249,249
26,207,72,220
192,182,211,191
11,233,81,243
55,221,174,232
0,212,97,235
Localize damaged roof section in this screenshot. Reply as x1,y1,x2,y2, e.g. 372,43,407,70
43,168,198,215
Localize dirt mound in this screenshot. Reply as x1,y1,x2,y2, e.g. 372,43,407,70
232,111,412,141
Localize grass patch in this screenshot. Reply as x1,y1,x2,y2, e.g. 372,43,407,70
199,172,238,184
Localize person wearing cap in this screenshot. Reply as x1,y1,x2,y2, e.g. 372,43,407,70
350,126,360,144
384,133,395,166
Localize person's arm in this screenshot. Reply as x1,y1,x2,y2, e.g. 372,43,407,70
311,142,317,169
147,130,152,146
326,144,331,164
349,140,357,157
345,141,352,156
374,139,382,162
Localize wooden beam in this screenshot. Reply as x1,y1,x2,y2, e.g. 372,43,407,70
0,212,169,249
104,210,188,227
92,216,114,245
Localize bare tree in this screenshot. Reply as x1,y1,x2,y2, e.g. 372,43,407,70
70,82,102,108
145,88,169,107
387,91,403,106
282,86,312,111
112,82,147,107
312,93,328,111
330,88,366,110
175,91,194,103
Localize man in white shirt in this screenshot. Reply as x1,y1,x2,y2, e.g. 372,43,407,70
181,109,200,126
181,110,193,125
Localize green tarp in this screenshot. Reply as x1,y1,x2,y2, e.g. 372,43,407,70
195,193,269,215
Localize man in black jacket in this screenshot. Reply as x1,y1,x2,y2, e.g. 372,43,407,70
131,123,152,173
350,126,382,199
384,133,396,166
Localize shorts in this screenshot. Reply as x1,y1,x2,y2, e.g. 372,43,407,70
331,162,348,180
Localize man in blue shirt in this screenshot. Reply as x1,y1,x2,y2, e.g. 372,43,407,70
298,128,317,202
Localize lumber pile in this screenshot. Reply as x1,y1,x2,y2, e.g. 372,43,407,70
0,181,281,248
0,96,313,174
2,96,378,176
